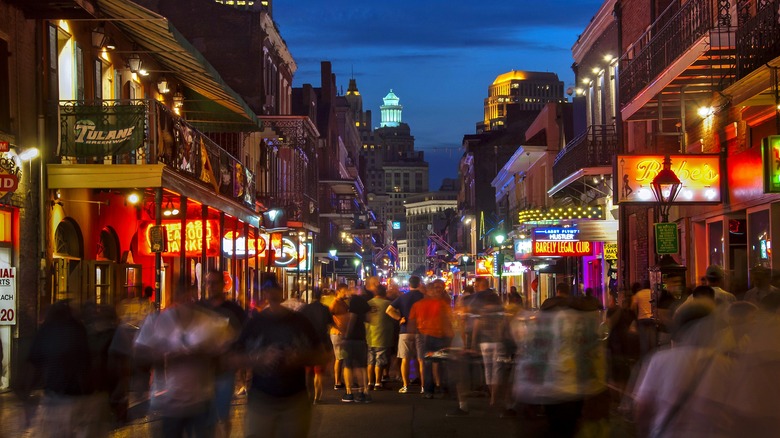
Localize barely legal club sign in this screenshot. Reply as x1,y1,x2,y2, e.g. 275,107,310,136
532,227,593,257
616,155,721,203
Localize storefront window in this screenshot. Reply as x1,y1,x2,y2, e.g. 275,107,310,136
708,220,724,267
749,209,771,268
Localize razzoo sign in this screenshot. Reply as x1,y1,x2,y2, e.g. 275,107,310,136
616,155,721,203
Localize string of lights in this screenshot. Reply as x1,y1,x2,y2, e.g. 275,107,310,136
517,205,603,223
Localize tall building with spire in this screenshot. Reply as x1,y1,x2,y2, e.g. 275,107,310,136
380,89,402,127
346,88,428,257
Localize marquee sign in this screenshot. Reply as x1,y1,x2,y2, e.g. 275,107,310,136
533,240,594,257
616,155,721,203
533,227,580,241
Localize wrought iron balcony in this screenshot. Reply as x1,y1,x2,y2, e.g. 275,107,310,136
58,99,255,208
553,125,616,185
256,190,318,226
620,0,719,104
736,0,780,79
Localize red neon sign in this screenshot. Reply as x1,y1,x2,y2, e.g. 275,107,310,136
533,240,593,257
139,220,220,257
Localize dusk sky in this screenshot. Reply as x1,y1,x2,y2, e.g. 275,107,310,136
274,1,604,189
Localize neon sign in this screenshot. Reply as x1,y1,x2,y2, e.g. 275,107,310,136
616,154,721,203
762,136,780,193
273,237,310,270
475,256,493,277
533,240,593,257
222,231,268,258
533,227,580,241
140,220,219,257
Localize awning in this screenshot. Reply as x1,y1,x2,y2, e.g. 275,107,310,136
547,167,612,197
96,0,259,131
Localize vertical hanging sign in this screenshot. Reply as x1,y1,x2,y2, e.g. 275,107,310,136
0,267,16,325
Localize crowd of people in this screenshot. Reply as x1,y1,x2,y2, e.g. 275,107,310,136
11,264,780,437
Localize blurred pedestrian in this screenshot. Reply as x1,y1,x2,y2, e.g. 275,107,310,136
409,279,453,399
28,300,107,437
632,301,729,437
366,285,393,391
744,266,779,307
386,276,425,394
233,275,325,438
631,280,656,358
340,286,371,403
200,269,245,438
329,284,350,390
300,288,333,404
135,287,234,438
513,289,607,437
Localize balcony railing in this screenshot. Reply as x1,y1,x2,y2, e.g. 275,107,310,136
58,99,255,208
553,125,616,185
619,0,717,104
736,0,780,79
256,190,318,225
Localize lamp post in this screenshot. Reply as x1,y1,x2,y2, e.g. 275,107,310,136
650,155,686,321
651,155,682,223
353,258,361,284
494,233,506,300
329,247,338,287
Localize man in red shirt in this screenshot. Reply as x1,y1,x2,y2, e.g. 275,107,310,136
409,279,454,398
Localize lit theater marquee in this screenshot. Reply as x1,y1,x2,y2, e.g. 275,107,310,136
532,227,593,257
616,154,721,203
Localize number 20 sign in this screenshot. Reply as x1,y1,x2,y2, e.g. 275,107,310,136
0,267,16,325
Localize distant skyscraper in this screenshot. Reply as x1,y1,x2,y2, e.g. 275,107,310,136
380,89,402,128
481,70,564,131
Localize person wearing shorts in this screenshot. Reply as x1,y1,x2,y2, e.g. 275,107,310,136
340,286,371,403
366,286,394,390
329,285,350,390
386,276,425,394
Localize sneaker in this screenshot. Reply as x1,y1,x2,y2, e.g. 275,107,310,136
334,383,345,390
360,393,372,403
421,388,425,394
341,393,354,403
355,393,366,403
373,384,383,391
398,386,409,394
446,408,469,417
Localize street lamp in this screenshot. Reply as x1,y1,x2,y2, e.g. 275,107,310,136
651,155,682,223
328,247,337,286
353,258,361,283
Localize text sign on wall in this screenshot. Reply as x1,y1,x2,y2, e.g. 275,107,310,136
533,240,593,257
140,220,220,257
616,155,721,203
654,223,679,254
762,136,780,193
533,227,580,241
603,243,618,260
0,268,16,325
